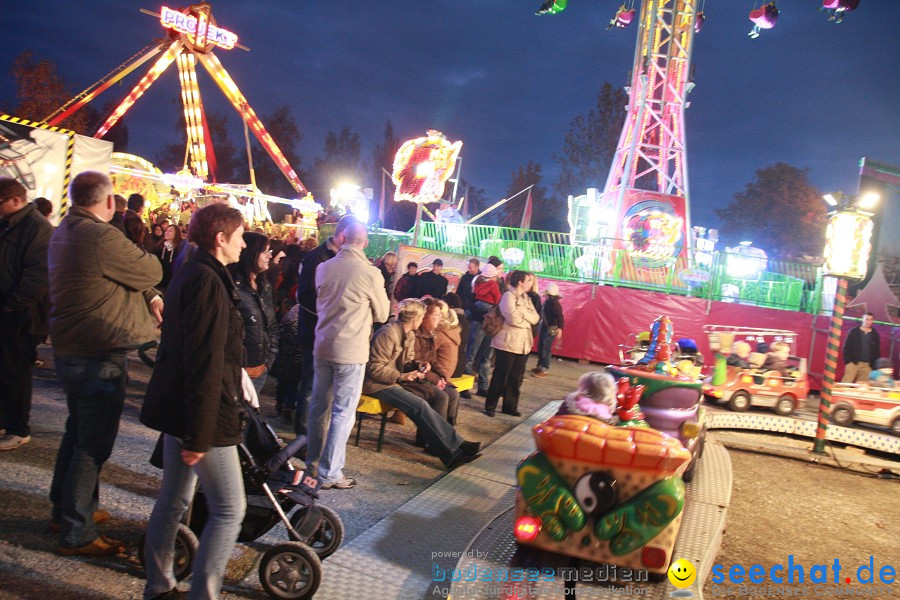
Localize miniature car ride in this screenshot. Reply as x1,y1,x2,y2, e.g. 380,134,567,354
702,326,808,416
830,383,900,436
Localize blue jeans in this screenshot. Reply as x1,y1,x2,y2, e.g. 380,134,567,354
49,354,127,548
251,368,268,394
465,321,493,390
371,385,463,465
143,435,245,600
306,358,365,485
537,323,554,370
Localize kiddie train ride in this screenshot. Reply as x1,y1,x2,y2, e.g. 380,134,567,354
513,316,705,576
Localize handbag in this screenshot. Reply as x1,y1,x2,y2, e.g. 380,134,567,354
481,305,505,338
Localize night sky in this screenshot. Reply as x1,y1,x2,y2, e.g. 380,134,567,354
2,0,898,228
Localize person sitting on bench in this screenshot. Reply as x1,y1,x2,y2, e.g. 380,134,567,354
363,299,482,469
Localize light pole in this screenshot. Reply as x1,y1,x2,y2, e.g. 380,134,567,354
814,191,878,454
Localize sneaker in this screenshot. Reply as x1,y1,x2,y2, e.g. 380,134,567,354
502,409,523,417
459,390,472,399
475,388,488,398
321,477,356,490
0,434,31,451
387,410,406,425
533,370,548,378
50,509,111,533
56,536,125,557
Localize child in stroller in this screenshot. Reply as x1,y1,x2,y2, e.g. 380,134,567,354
141,403,344,600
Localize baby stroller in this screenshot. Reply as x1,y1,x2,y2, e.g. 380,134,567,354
138,349,343,599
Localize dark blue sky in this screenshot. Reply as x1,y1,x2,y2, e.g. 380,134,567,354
2,0,898,227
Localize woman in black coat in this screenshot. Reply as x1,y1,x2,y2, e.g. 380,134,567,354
229,232,279,394
140,204,249,600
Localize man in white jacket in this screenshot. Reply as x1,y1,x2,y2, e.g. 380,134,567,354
306,222,390,489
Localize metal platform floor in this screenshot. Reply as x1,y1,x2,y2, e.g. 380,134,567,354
705,407,900,455
313,401,733,600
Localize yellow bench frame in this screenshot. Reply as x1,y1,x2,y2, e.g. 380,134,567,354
354,375,475,452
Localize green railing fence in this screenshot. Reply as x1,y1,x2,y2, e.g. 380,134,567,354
316,220,826,314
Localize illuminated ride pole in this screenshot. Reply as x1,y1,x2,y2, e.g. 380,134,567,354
815,277,847,454
814,191,877,454
601,0,699,255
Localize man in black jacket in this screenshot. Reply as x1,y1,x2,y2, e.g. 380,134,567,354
842,312,880,383
457,257,479,311
293,215,358,435
0,178,53,451
418,258,449,298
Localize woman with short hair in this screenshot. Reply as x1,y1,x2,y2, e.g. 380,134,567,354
141,203,249,600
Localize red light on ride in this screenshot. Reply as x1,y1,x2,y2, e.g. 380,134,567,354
641,545,668,570
514,516,541,542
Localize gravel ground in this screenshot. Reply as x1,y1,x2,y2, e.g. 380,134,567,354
703,433,900,598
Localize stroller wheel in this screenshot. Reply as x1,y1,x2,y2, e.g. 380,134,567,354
289,505,345,559
259,542,321,599
137,523,199,582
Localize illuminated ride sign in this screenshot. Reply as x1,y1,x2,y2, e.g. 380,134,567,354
622,204,685,268
160,4,238,52
392,130,462,204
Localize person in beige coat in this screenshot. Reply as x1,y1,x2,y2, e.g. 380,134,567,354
306,222,390,489
485,271,540,417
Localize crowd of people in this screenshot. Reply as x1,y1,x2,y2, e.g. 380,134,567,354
0,172,565,599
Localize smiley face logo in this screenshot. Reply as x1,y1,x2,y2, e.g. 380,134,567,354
668,559,697,588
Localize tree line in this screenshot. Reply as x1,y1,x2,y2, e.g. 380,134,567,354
4,51,825,259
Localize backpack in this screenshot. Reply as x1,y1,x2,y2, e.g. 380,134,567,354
481,305,505,337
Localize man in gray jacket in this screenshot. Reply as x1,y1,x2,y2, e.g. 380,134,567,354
306,222,390,489
48,171,163,556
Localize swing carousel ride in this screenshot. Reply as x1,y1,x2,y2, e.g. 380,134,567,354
43,2,317,225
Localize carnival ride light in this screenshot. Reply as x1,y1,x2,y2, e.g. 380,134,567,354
330,182,370,223
392,131,462,204
95,42,182,138
857,191,880,211
501,247,526,268
724,243,767,279
823,193,838,207
823,211,873,280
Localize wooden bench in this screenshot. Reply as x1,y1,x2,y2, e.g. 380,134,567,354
354,374,476,452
